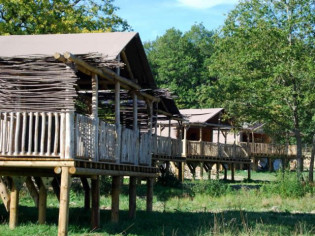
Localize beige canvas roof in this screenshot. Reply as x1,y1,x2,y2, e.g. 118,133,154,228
0,32,138,59
180,108,224,123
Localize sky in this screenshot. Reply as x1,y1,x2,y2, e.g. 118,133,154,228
115,0,239,42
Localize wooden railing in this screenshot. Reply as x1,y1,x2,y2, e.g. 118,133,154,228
75,114,151,165
239,142,310,156
187,141,249,159
0,111,64,157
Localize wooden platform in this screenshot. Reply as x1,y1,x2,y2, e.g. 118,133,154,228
152,154,186,162
0,157,159,178
186,155,251,164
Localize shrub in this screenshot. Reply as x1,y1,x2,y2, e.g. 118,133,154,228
187,179,231,197
262,171,314,198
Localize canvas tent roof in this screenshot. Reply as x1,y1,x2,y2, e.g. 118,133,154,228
180,108,224,124
0,32,136,59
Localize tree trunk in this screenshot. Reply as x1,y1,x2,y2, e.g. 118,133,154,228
309,134,315,183
295,129,303,178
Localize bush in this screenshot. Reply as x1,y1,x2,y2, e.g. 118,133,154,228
186,180,231,197
262,171,314,198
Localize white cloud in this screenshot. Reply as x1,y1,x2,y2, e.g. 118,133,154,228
177,0,239,9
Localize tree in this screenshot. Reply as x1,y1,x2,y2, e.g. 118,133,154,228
208,0,315,175
0,0,131,35
144,24,215,108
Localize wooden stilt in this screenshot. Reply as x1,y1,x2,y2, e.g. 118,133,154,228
9,179,19,229
0,177,11,211
231,164,235,181
178,162,184,182
216,163,220,180
247,164,251,180
38,178,47,224
200,162,204,180
52,177,60,202
111,176,121,223
223,165,227,180
81,177,90,211
268,158,273,172
91,176,100,229
58,167,71,236
128,177,137,219
25,177,39,208
146,178,153,212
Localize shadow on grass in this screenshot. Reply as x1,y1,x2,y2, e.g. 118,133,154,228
0,205,314,235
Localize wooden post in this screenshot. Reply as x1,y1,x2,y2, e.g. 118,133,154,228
0,177,10,211
65,112,74,160
146,178,153,212
111,176,121,223
91,74,99,161
178,162,184,182
38,178,47,224
182,126,188,157
128,177,137,219
91,176,100,229
200,162,204,180
231,163,235,181
9,179,19,229
115,81,121,164
247,164,251,180
224,165,227,180
81,177,90,210
268,158,273,172
216,163,220,180
58,167,71,236
133,93,139,165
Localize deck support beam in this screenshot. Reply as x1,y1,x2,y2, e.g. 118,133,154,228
128,177,137,219
38,178,47,224
58,167,71,236
111,176,121,223
146,178,153,212
247,164,251,180
231,163,235,181
81,177,90,211
91,176,100,229
9,179,19,229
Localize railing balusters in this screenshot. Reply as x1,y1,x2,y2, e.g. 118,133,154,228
46,112,52,156
14,112,21,155
28,112,33,155
53,113,59,156
60,113,66,159
34,112,39,155
21,112,27,155
0,112,3,153
40,112,46,155
8,112,14,155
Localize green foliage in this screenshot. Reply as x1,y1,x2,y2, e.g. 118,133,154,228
187,179,232,197
100,175,112,195
0,0,131,35
262,171,314,198
157,172,182,188
144,23,215,108
208,0,315,157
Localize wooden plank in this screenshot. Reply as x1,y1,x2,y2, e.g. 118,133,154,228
65,112,74,160
60,113,66,159
21,112,27,155
0,160,74,167
68,167,158,178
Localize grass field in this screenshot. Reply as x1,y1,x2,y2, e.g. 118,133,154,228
0,171,314,235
